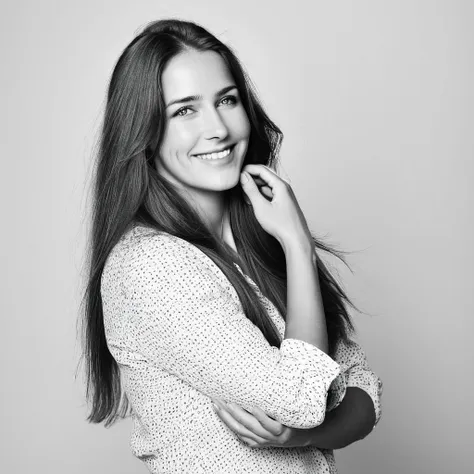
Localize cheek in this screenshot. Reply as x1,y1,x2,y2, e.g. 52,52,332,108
163,122,199,153
235,110,251,139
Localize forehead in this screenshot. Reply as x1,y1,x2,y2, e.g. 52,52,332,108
161,50,234,101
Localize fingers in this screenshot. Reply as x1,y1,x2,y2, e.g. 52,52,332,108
259,186,273,200
215,402,268,446
249,406,285,436
251,176,266,186
242,177,273,204
242,165,288,192
212,400,274,445
236,434,264,448
240,172,268,206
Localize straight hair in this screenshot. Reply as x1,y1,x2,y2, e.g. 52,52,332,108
81,18,357,427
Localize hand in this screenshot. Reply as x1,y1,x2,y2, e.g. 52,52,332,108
240,165,312,248
211,398,311,448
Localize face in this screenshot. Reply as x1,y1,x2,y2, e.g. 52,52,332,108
155,49,251,201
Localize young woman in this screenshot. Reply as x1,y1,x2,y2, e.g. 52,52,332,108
83,18,382,473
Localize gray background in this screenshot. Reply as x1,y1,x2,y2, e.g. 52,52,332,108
1,0,473,472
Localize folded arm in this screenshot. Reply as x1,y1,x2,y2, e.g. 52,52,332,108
210,338,382,449
114,230,341,429
307,338,383,449
327,339,383,424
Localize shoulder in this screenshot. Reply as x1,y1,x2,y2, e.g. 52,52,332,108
103,225,219,292
122,226,187,261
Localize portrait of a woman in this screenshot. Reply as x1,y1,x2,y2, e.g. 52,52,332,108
83,18,382,474
3,0,472,472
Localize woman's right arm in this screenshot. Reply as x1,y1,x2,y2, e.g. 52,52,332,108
105,231,340,430
239,165,329,354
283,238,329,354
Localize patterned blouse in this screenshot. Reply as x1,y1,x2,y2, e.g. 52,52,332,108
101,225,382,473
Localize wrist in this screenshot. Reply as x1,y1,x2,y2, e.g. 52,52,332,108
280,234,315,257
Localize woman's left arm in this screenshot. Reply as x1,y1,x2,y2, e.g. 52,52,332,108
213,339,383,449
213,385,376,449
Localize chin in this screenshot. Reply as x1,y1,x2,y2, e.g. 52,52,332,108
205,174,241,192
212,181,239,192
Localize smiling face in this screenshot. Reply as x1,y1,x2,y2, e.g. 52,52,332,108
155,49,251,203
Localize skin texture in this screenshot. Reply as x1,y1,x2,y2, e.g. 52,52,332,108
155,49,251,234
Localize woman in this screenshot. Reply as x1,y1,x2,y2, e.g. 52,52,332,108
83,18,382,473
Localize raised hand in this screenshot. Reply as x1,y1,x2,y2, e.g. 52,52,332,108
240,165,313,250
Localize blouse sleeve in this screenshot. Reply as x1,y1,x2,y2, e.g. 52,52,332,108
119,231,341,429
326,338,383,428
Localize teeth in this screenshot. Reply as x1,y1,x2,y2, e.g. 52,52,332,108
195,147,232,160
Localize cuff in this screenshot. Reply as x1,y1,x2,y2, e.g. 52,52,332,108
280,338,341,390
326,372,348,412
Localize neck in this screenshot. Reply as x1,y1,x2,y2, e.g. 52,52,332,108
188,190,238,253
184,188,227,237
168,184,238,253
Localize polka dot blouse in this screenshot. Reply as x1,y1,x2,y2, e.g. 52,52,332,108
101,225,382,473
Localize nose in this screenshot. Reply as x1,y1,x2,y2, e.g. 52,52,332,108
202,107,229,140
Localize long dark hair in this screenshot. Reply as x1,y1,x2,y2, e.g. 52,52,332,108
82,18,357,427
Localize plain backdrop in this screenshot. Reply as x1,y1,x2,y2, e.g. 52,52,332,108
1,0,473,473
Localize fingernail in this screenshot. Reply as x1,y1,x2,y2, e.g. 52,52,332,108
240,172,249,183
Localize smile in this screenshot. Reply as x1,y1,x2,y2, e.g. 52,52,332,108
194,145,235,161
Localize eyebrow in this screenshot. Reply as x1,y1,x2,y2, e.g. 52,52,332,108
165,85,238,109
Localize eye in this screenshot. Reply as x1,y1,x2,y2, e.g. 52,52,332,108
219,95,238,106
173,106,194,118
